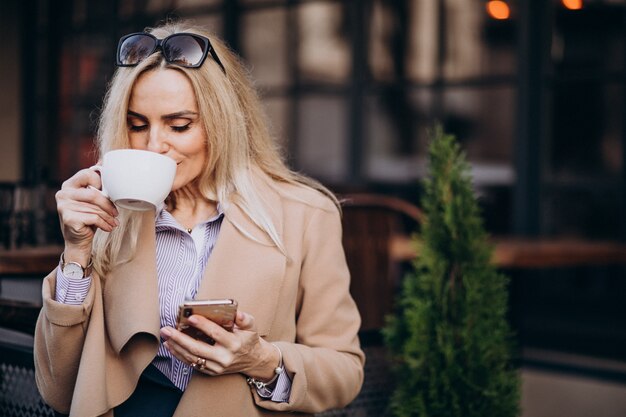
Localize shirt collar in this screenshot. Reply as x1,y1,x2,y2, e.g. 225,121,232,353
155,203,224,231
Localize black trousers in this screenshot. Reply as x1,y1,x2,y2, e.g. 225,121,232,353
114,364,183,417
55,364,183,417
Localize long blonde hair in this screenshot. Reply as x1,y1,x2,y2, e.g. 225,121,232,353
91,21,337,276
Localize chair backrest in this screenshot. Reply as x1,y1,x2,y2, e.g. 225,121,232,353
340,194,422,331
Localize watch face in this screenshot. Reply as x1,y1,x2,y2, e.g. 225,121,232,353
63,262,84,279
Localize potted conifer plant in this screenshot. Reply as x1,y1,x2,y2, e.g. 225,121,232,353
383,125,520,417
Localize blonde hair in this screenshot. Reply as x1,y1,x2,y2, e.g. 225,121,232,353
92,21,337,276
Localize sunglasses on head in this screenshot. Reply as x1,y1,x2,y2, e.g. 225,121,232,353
116,32,226,74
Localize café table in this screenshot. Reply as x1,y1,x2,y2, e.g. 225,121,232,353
0,245,62,333
390,236,626,268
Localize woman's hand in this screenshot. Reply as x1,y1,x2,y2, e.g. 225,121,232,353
56,168,119,263
160,311,280,381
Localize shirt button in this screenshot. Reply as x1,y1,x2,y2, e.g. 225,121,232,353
182,368,189,375
73,293,81,301
58,289,66,297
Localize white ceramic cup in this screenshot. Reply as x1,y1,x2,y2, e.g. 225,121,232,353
90,149,177,211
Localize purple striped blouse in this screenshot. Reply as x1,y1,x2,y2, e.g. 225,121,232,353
55,207,291,402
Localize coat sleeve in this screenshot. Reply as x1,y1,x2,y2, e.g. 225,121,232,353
252,202,365,413
34,270,97,413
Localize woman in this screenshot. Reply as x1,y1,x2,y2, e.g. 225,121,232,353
34,21,364,417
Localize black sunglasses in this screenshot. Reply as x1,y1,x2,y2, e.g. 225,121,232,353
116,32,226,74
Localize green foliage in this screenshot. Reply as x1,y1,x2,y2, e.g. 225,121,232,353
383,125,520,417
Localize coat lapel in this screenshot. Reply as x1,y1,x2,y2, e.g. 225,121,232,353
104,210,161,353
195,175,286,337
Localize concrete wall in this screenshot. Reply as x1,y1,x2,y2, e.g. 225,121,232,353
0,0,22,182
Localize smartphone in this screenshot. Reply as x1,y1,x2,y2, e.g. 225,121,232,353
176,299,238,345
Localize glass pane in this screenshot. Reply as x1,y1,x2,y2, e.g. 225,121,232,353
37,0,48,28
194,14,223,37
60,41,78,101
176,0,222,8
442,0,517,80
241,8,288,88
547,82,623,179
77,35,112,97
73,0,87,25
57,108,96,181
36,43,49,99
297,2,350,83
367,87,516,185
370,0,439,83
118,0,135,18
145,0,175,14
297,95,348,182
442,86,515,167
261,97,289,151
240,0,286,4
542,189,621,239
552,1,625,74
365,90,435,182
377,0,517,82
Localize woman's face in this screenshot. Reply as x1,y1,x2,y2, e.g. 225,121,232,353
127,68,207,192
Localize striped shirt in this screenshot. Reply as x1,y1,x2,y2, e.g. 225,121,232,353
55,206,291,402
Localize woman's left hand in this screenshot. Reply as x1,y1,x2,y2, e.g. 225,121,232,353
160,311,279,381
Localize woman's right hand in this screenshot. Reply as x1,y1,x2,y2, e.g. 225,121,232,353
55,168,119,263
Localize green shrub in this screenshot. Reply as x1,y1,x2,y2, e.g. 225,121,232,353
383,125,520,417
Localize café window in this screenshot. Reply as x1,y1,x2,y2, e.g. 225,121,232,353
13,0,625,239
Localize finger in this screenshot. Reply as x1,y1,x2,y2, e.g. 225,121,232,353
60,202,118,233
163,339,196,364
58,184,118,218
69,188,119,225
234,311,256,331
187,315,233,346
62,168,104,191
164,333,225,374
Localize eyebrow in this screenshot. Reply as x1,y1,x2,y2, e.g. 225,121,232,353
127,110,199,121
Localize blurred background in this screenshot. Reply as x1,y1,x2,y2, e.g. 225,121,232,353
0,0,625,416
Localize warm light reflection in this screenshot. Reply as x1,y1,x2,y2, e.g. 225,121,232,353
562,0,583,10
486,0,511,20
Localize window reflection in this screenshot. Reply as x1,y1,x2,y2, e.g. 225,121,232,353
241,8,288,88
370,0,439,83
297,2,350,83
176,0,222,8
365,90,434,182
365,86,515,187
442,86,515,164
549,82,623,178
194,14,223,37
261,98,289,151
371,0,517,82
297,96,348,182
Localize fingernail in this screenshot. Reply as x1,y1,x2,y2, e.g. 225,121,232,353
161,328,171,338
188,316,198,325
114,218,120,226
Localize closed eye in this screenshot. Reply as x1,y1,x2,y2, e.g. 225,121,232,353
129,124,148,132
171,124,191,132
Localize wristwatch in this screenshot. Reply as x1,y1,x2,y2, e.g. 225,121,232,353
60,252,93,279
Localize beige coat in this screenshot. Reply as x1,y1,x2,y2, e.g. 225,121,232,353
34,177,365,417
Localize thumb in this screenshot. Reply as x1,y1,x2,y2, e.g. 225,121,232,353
235,311,257,331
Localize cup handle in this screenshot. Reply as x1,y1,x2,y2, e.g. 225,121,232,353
88,165,109,199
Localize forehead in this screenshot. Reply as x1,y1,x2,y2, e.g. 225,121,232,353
128,68,198,113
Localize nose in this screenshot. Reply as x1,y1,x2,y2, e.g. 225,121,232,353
146,127,169,154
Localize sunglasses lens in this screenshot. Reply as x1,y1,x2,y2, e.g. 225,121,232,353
163,35,206,67
118,35,156,65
